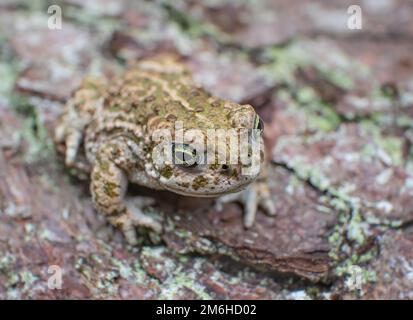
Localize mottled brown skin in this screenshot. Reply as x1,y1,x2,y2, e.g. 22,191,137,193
55,55,275,245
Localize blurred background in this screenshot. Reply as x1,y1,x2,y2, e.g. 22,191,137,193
0,0,413,299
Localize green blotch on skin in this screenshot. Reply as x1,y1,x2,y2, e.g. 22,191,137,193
192,176,208,190
93,171,102,181
160,165,173,179
231,169,239,178
96,156,110,172
209,163,220,170
103,182,118,198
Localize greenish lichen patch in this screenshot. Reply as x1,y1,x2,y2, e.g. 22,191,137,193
158,266,212,300
10,94,54,164
276,88,341,133
360,122,404,166
160,165,173,179
0,61,19,98
263,40,366,91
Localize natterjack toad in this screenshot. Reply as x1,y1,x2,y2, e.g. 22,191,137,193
55,55,275,245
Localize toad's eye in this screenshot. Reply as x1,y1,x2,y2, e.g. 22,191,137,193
253,114,264,133
172,143,198,167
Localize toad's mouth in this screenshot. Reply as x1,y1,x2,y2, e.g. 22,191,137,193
163,180,253,198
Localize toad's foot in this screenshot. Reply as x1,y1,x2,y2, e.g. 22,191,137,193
108,196,162,245
215,181,276,228
54,77,105,168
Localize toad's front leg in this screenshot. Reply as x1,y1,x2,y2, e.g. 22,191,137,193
90,139,162,245
215,171,276,227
